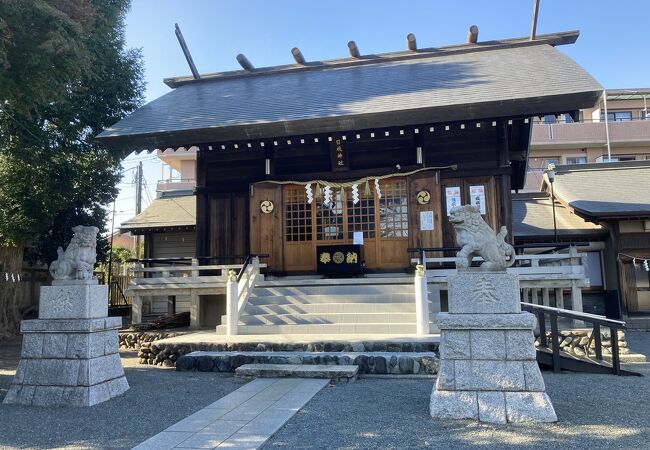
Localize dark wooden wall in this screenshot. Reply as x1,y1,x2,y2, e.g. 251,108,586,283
197,120,524,269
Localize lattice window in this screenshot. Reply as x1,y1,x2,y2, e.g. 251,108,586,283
316,192,344,240
379,180,409,238
284,187,312,242
347,189,376,239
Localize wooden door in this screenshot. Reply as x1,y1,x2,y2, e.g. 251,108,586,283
249,183,283,271
408,172,443,252
279,179,411,272
440,176,499,248
376,178,410,268
283,186,314,271
209,193,249,260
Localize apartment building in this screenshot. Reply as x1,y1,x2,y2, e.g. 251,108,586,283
525,88,650,191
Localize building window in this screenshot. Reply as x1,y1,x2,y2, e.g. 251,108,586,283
596,155,637,163
316,192,344,240
378,180,408,238
543,114,556,124
347,189,376,239
600,111,633,122
284,188,312,242
565,156,587,165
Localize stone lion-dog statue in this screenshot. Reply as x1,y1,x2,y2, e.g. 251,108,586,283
49,225,99,281
449,205,515,271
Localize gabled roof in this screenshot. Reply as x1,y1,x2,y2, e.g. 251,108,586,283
119,194,196,233
512,192,606,241
97,31,602,152
541,161,650,220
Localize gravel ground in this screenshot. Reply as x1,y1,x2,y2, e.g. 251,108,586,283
1,333,648,450
265,331,650,450
0,346,246,450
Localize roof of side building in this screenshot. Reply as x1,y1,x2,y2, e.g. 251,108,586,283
540,161,650,220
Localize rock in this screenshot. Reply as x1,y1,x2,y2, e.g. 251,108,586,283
351,343,365,352
174,355,196,371
355,355,369,373
578,336,590,346
573,347,586,356
398,356,414,374
162,359,174,367
560,337,572,347
215,356,231,372
374,356,387,374
196,356,214,372
420,356,439,374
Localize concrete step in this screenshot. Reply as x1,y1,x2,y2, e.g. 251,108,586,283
252,284,414,297
247,293,416,305
241,301,420,315
215,322,441,335
256,277,413,288
220,312,422,326
175,350,439,375
235,364,358,381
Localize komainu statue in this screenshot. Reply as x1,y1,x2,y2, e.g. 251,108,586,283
449,205,515,271
49,225,99,281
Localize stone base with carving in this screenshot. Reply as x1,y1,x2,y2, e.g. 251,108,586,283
430,272,557,423
3,283,129,407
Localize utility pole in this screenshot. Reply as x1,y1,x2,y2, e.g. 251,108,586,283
134,162,143,259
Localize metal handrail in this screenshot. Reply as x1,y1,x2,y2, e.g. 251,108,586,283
521,302,627,376
236,254,269,283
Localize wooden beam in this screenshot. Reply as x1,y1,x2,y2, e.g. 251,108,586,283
236,53,254,71
348,40,361,58
407,33,417,51
174,23,200,80
467,25,479,44
291,47,306,65
530,0,541,40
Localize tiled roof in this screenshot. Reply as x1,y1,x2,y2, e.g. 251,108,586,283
97,36,601,152
119,194,196,232
541,161,650,219
512,192,606,239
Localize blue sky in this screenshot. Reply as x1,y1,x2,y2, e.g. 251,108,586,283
111,0,650,232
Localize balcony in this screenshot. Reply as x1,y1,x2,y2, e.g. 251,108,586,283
156,178,196,195
531,118,650,149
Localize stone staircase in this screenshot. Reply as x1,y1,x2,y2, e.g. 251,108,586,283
215,276,440,335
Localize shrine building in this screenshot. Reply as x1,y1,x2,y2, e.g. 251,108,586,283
99,30,602,276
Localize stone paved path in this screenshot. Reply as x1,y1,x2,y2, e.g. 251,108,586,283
131,377,329,450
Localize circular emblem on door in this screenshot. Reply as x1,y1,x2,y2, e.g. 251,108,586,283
416,190,431,205
332,252,345,264
260,200,274,214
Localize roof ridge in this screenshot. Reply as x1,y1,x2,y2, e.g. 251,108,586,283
164,30,579,88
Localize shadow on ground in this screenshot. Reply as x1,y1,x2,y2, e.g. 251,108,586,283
0,351,246,450
265,332,650,450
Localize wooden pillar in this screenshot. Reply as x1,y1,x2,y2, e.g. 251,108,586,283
497,122,513,243
195,145,209,258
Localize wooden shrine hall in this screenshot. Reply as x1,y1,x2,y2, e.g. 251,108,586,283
99,29,602,275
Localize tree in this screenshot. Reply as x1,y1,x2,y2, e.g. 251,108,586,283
0,0,144,338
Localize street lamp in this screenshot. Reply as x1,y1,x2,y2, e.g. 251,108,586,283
546,163,558,243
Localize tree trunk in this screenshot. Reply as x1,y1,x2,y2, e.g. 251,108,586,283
0,244,25,340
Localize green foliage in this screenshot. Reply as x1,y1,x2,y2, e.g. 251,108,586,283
0,0,144,264
108,245,134,264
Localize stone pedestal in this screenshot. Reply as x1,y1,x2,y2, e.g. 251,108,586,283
430,272,557,423
3,282,129,407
